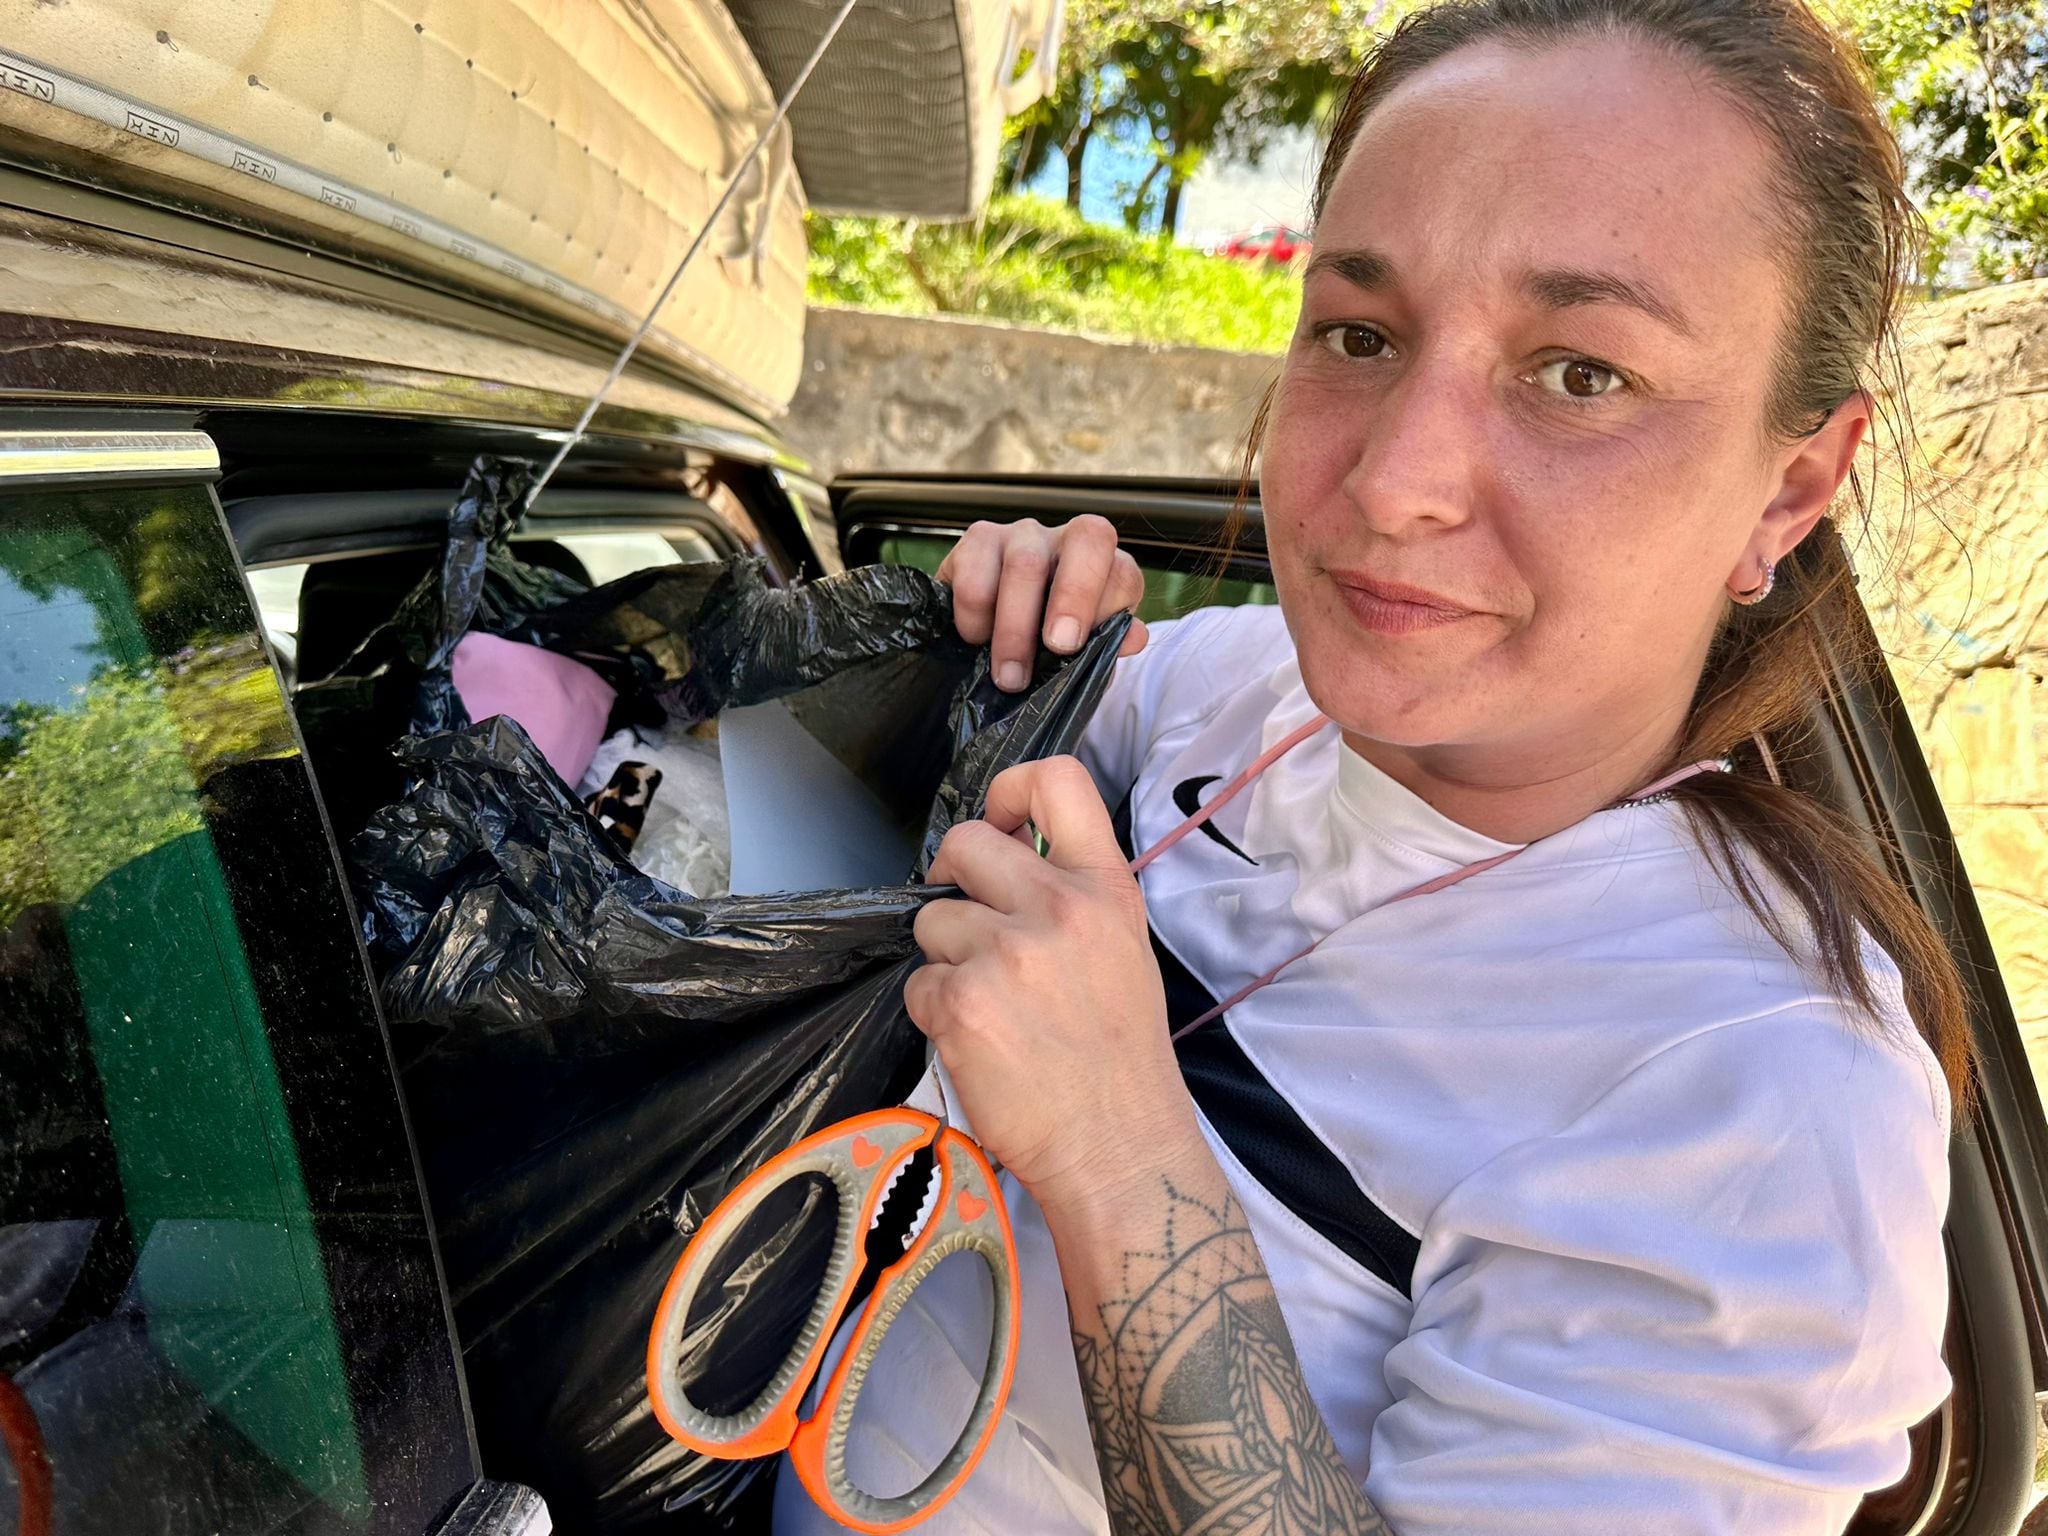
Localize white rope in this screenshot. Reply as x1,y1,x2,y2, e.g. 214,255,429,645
523,0,861,511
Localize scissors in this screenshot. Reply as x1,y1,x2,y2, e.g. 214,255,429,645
646,1103,1021,1534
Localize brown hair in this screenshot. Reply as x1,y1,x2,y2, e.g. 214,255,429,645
1236,0,1976,1118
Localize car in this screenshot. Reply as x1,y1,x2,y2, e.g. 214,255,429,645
2,4,2044,1536
1212,224,1314,263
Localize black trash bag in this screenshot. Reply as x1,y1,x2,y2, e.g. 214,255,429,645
294,451,967,843
507,550,958,727
292,456,588,834
351,565,1131,1532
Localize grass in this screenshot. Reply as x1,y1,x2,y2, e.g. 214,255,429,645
805,195,1302,353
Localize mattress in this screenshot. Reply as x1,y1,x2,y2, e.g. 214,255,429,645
727,0,1060,218
0,0,809,416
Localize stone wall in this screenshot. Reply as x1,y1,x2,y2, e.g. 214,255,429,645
785,306,1279,481
1867,278,2048,1087
785,291,2048,1085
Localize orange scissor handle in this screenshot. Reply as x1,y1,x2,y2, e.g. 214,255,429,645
786,1122,1020,1533
645,1107,1021,1534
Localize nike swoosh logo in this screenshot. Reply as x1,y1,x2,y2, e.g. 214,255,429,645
1172,776,1257,866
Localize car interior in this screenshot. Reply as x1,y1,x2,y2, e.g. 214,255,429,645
0,329,2041,1536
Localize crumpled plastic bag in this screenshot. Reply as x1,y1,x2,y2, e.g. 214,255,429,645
346,493,1131,1531
294,453,971,845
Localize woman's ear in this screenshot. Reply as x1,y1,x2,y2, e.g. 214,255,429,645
1733,391,1873,581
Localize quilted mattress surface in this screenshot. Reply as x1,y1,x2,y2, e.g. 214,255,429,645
0,0,809,415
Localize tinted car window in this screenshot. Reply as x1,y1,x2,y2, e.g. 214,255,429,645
0,481,473,1534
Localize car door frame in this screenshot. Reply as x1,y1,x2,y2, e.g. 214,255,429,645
0,424,556,1536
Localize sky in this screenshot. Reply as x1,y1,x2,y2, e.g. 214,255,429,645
1177,126,1319,248
1016,123,1320,248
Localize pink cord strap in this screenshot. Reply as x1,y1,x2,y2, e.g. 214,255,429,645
1167,843,1524,1042
1170,940,1321,1043
1629,759,1724,801
1129,713,1333,874
1146,738,1725,1042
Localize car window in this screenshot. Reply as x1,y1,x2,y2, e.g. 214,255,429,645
876,530,1279,623
242,562,306,675
0,479,474,1534
245,527,723,684
553,529,714,582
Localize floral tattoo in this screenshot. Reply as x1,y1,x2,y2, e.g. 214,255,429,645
1069,1180,1396,1536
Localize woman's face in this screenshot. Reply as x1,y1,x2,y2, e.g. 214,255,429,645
1261,35,1865,781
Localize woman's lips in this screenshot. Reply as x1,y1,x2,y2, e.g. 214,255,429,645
1328,571,1477,636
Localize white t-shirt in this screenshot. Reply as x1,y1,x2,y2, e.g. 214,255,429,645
775,604,1953,1536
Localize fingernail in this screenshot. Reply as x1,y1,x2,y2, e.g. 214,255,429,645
998,661,1027,691
1048,617,1081,652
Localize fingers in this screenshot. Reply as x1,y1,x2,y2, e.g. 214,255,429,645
940,518,1145,692
978,758,1124,875
927,819,1047,911
1041,516,1119,656
988,523,1054,692
1106,553,1148,657
938,523,1006,647
912,895,1003,965
902,960,953,1040
1108,549,1147,618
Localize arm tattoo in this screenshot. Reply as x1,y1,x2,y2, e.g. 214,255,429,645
1068,1179,1396,1536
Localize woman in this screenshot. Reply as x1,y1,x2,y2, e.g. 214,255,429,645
775,1,1971,1531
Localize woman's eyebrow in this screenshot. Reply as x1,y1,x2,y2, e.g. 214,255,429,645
1303,247,1395,291
1305,247,1695,339
1522,266,1695,337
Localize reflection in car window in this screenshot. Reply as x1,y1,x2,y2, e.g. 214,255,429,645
0,484,473,1534
877,530,1279,622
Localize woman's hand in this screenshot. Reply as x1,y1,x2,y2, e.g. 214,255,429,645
936,516,1149,692
904,756,1199,1213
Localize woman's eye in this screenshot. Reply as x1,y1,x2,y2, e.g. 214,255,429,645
1536,358,1623,399
1316,324,1389,361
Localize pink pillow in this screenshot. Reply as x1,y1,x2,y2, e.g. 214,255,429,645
452,633,616,786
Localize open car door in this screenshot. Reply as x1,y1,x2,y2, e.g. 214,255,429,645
827,469,2048,1536
0,427,550,1536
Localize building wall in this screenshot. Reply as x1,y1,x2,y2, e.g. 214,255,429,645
1866,278,2048,1093
786,306,1279,482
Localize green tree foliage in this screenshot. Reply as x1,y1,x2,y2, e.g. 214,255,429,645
1107,27,1339,233
1000,0,1407,232
1825,0,2047,282
805,196,1301,350
1000,0,1174,208
1004,62,1124,209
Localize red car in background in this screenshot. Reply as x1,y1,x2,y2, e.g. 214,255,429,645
1214,224,1313,263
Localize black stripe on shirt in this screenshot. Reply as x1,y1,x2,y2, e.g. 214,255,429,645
1113,789,1420,1298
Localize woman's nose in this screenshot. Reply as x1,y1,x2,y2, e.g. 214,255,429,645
1338,362,1481,536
